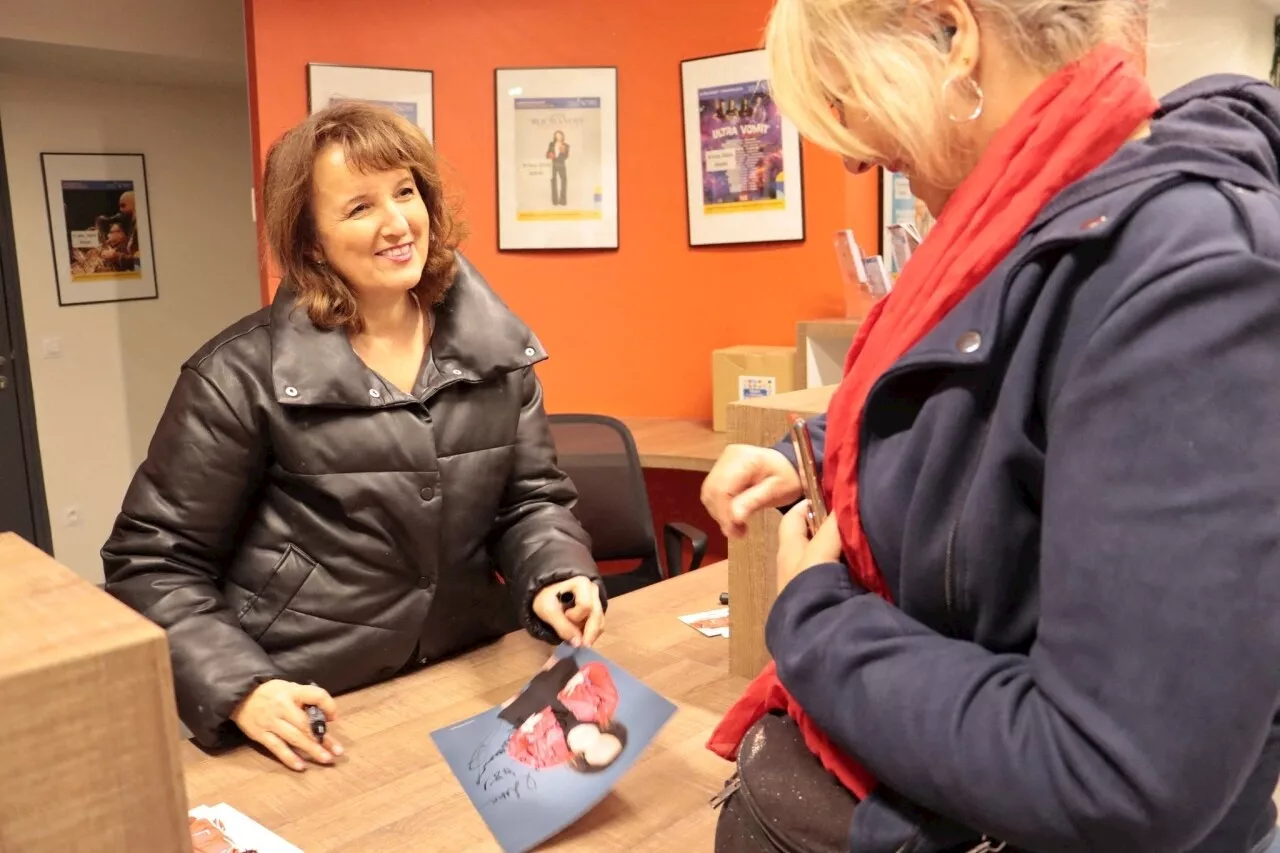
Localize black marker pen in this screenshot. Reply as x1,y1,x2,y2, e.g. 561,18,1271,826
304,682,327,743
304,704,327,743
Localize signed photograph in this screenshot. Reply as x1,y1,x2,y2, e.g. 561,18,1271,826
680,607,730,638
430,645,676,853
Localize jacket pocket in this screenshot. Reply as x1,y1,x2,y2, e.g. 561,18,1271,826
238,544,320,642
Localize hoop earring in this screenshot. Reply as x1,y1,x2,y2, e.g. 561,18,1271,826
942,74,984,123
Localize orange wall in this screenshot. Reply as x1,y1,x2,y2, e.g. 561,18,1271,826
243,0,880,419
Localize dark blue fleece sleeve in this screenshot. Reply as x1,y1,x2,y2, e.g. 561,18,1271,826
773,412,826,474
766,249,1280,853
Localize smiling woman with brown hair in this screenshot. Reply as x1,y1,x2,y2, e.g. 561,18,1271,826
102,100,606,773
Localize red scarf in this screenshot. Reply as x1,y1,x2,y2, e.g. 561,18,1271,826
707,46,1158,797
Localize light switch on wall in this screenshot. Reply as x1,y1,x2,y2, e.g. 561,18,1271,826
42,338,62,358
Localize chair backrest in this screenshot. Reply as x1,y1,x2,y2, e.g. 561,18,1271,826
546,414,658,567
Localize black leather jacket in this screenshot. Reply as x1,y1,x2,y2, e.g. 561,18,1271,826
102,255,602,747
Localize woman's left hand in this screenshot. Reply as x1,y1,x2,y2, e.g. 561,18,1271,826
533,576,605,647
776,502,843,594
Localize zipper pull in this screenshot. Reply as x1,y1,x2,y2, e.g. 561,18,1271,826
966,839,1006,853
708,775,741,809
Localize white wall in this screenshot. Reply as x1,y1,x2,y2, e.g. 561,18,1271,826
1147,0,1275,97
0,74,260,582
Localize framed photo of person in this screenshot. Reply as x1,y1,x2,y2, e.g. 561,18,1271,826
40,152,158,307
880,169,936,278
494,66,620,251
307,63,435,141
680,48,806,247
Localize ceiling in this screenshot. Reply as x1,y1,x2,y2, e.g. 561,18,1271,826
0,0,247,89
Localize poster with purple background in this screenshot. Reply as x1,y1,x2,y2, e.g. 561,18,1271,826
697,80,786,213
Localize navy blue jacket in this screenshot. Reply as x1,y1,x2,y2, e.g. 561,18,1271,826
769,75,1280,853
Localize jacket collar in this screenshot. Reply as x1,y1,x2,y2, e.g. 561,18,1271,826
270,253,547,408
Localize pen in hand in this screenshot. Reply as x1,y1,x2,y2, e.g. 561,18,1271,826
303,681,328,744
304,703,327,743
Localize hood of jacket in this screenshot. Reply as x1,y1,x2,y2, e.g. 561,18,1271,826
1038,74,1280,226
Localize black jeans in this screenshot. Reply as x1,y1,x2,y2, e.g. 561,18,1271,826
551,162,567,206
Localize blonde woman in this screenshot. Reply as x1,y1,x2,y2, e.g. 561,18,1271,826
701,1,1280,851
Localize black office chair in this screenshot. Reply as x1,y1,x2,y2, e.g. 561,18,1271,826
547,414,709,599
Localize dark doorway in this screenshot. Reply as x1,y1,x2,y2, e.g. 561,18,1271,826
0,117,52,553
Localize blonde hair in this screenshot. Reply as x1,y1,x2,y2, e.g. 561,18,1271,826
765,0,1145,188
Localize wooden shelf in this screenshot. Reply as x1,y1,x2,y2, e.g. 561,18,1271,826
619,417,728,473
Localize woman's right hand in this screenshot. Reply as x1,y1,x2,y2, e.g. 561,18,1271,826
701,444,803,539
229,679,342,771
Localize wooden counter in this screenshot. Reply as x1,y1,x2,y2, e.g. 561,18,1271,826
182,562,744,852
0,533,190,852
620,417,728,473
725,386,836,678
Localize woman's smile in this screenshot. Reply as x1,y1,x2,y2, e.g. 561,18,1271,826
376,243,415,263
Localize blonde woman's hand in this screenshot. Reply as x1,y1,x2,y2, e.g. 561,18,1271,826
775,502,842,594
533,576,605,647
229,679,342,771
701,444,803,539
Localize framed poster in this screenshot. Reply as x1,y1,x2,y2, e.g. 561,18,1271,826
494,66,619,251
307,63,434,141
680,49,805,247
880,169,936,277
40,153,158,307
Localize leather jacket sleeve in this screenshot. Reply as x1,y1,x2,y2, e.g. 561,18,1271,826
490,368,604,641
101,365,285,747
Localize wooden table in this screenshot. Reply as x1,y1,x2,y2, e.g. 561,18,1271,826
619,417,728,472
182,562,744,852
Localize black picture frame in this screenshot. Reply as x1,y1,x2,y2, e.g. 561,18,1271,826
40,152,159,308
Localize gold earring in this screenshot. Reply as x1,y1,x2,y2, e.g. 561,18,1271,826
942,74,984,123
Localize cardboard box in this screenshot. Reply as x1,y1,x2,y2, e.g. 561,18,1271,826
712,345,796,432
0,533,191,852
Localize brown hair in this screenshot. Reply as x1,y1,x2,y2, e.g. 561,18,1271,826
262,99,465,331
565,720,628,773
